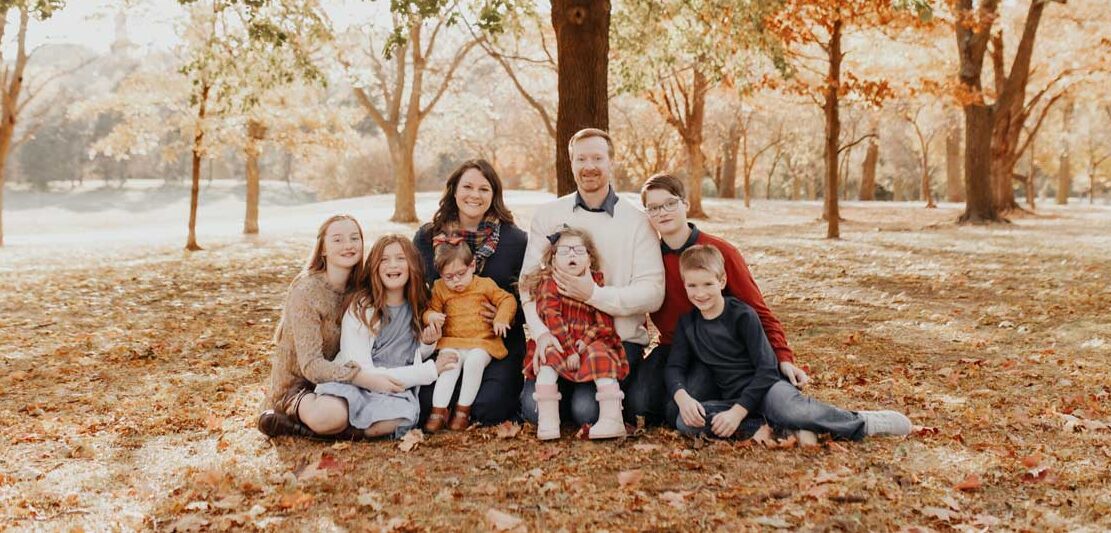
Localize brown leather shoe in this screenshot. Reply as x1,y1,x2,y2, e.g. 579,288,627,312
258,409,327,440
424,407,450,433
448,405,472,431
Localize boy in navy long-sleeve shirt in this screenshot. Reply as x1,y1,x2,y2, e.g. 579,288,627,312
666,245,912,440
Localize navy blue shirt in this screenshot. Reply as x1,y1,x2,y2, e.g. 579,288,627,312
665,297,783,413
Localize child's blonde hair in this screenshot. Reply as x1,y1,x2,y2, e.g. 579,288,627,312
679,245,725,279
519,226,602,296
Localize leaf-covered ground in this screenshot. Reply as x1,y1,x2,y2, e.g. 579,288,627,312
2,200,1109,532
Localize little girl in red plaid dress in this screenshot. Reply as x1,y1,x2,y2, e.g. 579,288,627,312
520,226,629,440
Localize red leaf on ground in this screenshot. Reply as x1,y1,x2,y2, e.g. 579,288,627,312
954,474,981,492
1020,453,1042,468
495,421,521,439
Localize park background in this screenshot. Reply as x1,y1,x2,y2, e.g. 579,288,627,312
1,0,1109,531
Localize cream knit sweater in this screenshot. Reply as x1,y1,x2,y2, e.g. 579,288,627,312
521,191,665,346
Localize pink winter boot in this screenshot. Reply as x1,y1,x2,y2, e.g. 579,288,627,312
533,384,562,440
589,382,627,439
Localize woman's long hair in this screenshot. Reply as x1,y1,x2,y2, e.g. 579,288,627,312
430,159,515,234
345,234,428,337
517,227,603,297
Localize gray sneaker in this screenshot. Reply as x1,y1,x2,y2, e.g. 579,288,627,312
860,410,912,437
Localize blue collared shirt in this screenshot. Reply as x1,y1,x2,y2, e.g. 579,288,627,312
573,185,619,217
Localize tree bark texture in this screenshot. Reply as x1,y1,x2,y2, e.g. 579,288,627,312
552,0,610,197
187,83,210,252
823,19,843,239
946,121,964,202
1056,99,1073,205
859,138,878,201
244,120,266,235
0,8,30,247
955,0,1004,224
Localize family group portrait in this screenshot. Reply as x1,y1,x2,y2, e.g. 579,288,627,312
1,0,1109,531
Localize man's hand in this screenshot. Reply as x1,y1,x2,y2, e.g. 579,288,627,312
553,269,596,303
779,361,810,388
674,389,706,428
426,312,446,329
420,322,442,345
434,351,459,375
532,332,564,370
711,405,748,438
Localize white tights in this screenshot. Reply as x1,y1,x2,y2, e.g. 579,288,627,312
536,365,615,387
431,348,491,408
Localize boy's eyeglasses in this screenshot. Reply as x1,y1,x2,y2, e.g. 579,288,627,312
645,198,682,217
555,245,588,257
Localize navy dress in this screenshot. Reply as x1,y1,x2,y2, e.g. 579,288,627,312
413,222,528,425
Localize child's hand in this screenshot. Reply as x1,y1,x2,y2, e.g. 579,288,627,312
493,321,509,337
361,372,405,394
574,339,587,354
562,353,580,372
675,390,706,428
711,405,748,438
420,322,442,345
434,351,459,375
426,312,446,329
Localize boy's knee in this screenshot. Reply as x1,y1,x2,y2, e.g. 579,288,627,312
674,415,702,438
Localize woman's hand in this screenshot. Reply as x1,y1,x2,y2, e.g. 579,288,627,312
674,389,706,428
420,322,442,345
355,371,405,394
779,361,810,388
434,351,459,375
479,302,498,325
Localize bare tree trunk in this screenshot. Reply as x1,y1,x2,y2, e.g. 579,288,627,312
0,8,31,247
386,131,418,223
766,147,784,200
720,130,739,200
553,0,610,197
955,0,1004,224
1056,99,1073,205
823,19,843,239
244,120,266,235
859,138,878,201
946,121,963,202
186,83,209,252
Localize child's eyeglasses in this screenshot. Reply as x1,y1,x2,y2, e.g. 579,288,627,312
554,245,588,257
442,269,470,282
645,198,682,217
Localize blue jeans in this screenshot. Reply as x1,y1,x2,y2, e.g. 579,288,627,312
675,380,867,440
520,342,651,426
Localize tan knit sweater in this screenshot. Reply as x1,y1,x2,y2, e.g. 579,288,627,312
265,271,360,410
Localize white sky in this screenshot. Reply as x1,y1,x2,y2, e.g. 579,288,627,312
12,0,386,55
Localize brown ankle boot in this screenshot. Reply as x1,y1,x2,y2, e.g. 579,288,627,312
424,407,450,433
448,405,472,431
258,410,328,440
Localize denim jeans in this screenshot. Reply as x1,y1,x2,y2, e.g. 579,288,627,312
520,342,651,426
674,380,866,440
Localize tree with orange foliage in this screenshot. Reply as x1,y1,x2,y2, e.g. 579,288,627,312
766,0,929,238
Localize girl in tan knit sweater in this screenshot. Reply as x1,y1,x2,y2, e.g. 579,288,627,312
258,215,412,440
422,237,517,432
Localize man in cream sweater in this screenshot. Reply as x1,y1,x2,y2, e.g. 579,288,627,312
519,128,666,429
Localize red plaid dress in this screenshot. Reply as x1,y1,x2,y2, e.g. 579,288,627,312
523,270,628,382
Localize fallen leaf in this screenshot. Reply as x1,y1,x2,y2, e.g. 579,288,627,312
485,508,525,532
278,490,314,510
205,413,222,432
398,429,424,452
750,424,776,447
632,443,661,452
659,490,689,509
921,506,955,522
357,490,384,512
912,426,939,437
752,516,792,529
168,514,210,532
618,470,643,489
331,441,351,451
495,421,521,439
953,474,981,492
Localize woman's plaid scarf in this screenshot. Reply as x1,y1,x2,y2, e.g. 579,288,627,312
437,216,502,274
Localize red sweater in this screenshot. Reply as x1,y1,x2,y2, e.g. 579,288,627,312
650,224,795,363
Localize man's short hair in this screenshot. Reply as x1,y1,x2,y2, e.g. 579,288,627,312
679,245,725,279
640,173,686,206
568,128,614,159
